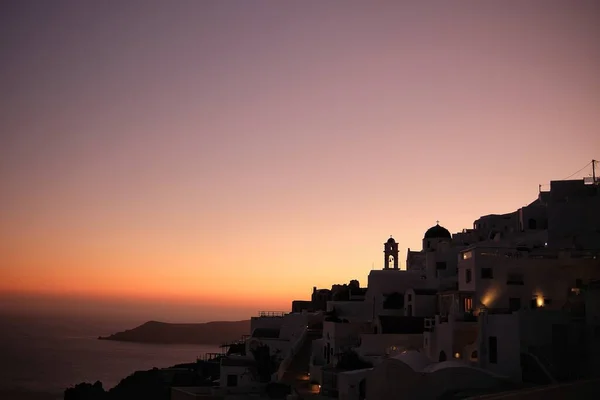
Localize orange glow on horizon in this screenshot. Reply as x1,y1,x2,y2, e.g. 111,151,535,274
1,1,599,321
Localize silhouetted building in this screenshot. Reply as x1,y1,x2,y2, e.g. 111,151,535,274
543,179,600,249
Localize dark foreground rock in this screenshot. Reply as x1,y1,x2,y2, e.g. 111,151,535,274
64,361,217,400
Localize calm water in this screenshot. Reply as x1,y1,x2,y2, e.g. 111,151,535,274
0,313,221,397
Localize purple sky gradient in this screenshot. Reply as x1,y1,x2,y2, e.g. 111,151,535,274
1,1,599,321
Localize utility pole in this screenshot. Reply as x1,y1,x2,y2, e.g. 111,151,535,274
593,159,597,184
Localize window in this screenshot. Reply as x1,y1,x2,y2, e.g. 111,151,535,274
489,336,498,364
466,269,472,283
436,261,447,270
227,374,238,387
462,251,473,260
407,294,412,301
544,298,552,306
324,346,327,358
481,268,493,279
464,297,473,312
509,298,521,312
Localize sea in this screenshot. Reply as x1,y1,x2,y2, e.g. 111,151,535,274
0,312,221,399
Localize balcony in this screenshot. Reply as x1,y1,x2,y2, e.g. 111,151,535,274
257,311,286,317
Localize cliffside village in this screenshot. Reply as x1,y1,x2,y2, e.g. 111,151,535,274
173,175,600,400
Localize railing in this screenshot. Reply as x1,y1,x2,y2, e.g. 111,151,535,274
258,311,286,317
197,352,226,362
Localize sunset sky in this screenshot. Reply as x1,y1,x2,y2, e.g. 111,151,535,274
1,1,599,322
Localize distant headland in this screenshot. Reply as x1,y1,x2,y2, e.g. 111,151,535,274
98,320,250,345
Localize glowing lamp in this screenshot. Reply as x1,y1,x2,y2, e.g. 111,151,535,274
536,296,544,307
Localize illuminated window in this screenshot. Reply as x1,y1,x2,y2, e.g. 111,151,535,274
462,251,473,260
464,297,473,311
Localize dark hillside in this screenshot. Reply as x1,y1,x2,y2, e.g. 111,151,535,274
98,320,250,345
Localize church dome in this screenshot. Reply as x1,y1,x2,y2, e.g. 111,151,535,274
424,224,451,239
386,237,397,244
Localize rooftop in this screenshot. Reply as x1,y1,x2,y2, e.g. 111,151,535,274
425,223,452,239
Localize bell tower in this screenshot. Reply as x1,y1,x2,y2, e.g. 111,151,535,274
384,236,399,269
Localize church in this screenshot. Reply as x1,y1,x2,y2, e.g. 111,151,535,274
365,222,462,318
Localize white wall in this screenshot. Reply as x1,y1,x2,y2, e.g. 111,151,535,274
433,320,454,362
250,315,285,334
220,364,258,389
477,312,521,381
458,247,600,312
279,313,308,341
404,290,437,317
366,270,429,299
355,333,423,357
323,321,371,366
326,301,372,322
516,310,570,348
277,326,307,381
424,245,460,280
366,269,436,318
337,369,370,400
